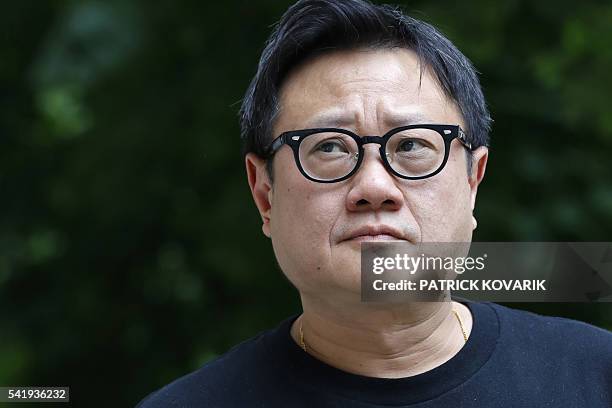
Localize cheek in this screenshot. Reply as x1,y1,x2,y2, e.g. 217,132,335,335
268,169,344,285
282,197,333,244
273,176,340,242
410,169,473,241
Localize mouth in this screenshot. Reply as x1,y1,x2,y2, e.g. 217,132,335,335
342,225,406,242
348,234,403,242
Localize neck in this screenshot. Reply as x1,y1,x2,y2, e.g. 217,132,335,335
291,297,472,378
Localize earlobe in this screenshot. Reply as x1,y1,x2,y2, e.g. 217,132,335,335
245,153,273,238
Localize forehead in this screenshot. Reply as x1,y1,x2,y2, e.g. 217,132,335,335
275,48,461,132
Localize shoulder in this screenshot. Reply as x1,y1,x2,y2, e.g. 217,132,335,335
488,302,612,340
487,302,612,362
135,330,272,407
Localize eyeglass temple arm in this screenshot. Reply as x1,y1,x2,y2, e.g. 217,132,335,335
268,134,287,156
457,128,472,150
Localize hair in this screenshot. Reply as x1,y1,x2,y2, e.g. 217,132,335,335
239,0,491,181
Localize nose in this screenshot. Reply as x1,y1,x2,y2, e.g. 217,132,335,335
346,144,404,212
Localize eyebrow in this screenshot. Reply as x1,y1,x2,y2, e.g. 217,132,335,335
305,110,433,130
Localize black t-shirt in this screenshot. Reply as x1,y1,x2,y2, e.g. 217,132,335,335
137,301,612,407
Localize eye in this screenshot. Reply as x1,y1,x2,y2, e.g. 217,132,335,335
315,139,349,153
396,138,427,152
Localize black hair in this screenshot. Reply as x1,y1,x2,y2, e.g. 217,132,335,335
239,0,491,180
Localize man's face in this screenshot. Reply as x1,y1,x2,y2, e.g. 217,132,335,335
246,48,488,301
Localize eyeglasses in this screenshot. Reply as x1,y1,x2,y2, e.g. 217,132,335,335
267,124,472,183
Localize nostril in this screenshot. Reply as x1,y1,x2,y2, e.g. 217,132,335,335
356,199,369,206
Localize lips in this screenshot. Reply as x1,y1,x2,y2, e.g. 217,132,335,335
343,225,405,242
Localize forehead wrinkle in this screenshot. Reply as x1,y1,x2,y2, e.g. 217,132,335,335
329,84,448,133
294,99,446,131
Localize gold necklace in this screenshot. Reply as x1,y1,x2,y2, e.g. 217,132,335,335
452,309,469,343
298,309,468,352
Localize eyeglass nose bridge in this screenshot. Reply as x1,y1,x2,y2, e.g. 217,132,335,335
353,135,388,161
360,135,386,146
350,135,396,180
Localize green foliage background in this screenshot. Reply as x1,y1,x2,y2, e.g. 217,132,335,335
1,0,611,406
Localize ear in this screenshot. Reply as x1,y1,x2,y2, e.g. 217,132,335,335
245,153,273,238
468,146,488,211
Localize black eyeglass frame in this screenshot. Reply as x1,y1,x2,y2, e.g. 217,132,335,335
267,124,472,183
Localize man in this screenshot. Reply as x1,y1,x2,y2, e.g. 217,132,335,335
138,0,612,406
